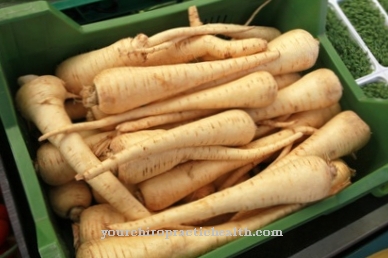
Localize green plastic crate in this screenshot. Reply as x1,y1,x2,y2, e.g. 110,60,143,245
0,0,388,257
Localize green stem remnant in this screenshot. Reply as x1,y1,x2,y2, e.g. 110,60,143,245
325,8,372,79
340,0,388,66
361,81,388,99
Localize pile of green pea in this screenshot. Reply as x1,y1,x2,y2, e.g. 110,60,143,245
326,0,388,99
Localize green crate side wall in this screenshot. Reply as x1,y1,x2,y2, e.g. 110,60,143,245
319,35,388,173
0,0,388,257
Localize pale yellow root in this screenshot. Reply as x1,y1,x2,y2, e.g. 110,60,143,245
112,155,335,231
188,6,203,26
329,159,355,196
116,110,220,133
269,110,371,171
117,130,304,186
48,180,92,222
35,131,115,186
225,26,281,42
246,68,343,123
15,75,151,220
79,110,259,180
145,23,257,47
86,106,117,131
249,29,320,75
79,204,126,244
143,35,269,65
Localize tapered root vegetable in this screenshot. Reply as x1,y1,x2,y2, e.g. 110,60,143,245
48,180,92,222
135,129,308,210
143,23,257,47
110,69,279,132
186,70,300,96
56,23,257,94
269,110,371,170
329,159,355,196
187,5,281,41
82,28,318,115
245,68,343,122
35,142,77,186
79,204,126,244
249,28,320,75
188,6,202,27
77,204,303,258
113,155,336,229
15,75,151,220
80,51,279,115
116,110,220,133
39,68,280,141
104,70,278,119
78,109,258,180
35,131,115,186
225,26,281,41
139,35,269,65
118,131,303,185
193,28,318,85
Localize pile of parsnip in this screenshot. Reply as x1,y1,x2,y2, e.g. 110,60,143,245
14,5,371,258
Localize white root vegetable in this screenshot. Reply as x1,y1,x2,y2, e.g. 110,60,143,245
245,68,343,122
110,155,336,230
15,75,151,220
134,127,311,210
116,110,221,133
48,180,92,222
56,23,258,94
118,131,303,185
78,109,258,180
81,52,279,115
79,204,126,245
268,110,371,170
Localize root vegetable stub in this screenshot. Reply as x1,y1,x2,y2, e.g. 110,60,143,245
35,131,115,186
48,180,92,222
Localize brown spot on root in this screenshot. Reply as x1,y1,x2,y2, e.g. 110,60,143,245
81,84,98,108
